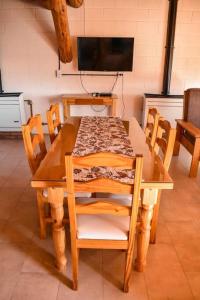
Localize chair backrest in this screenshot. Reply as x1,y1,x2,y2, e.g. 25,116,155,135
153,119,176,171
184,88,200,129
46,103,62,143
22,114,47,175
65,152,143,238
145,108,160,148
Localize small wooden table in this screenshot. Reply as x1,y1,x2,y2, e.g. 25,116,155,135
62,93,117,119
31,117,173,273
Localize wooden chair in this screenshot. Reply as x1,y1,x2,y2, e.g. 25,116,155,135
145,108,160,148
22,114,51,239
173,88,200,177
65,152,143,292
46,103,62,143
150,119,176,243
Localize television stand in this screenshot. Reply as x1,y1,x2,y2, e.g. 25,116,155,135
62,93,117,119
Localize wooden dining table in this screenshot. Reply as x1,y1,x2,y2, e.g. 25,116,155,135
31,117,173,273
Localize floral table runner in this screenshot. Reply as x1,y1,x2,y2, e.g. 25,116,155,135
73,116,134,157
72,117,135,184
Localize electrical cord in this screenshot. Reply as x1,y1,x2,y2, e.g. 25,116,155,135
79,72,90,94
79,72,106,112
109,72,119,93
91,74,120,113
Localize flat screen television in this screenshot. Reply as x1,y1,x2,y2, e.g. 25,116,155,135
77,37,134,72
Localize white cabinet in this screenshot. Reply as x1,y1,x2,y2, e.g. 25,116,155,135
142,94,184,129
0,93,26,132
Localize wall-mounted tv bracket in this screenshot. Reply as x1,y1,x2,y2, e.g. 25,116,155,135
56,70,124,78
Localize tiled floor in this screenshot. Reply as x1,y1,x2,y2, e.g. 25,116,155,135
0,139,200,300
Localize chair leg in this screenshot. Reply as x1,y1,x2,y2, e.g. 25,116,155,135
36,190,47,239
71,244,79,290
123,246,134,293
173,124,182,156
150,192,161,244
189,140,200,177
173,141,180,156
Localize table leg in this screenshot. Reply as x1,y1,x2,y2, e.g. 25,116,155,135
48,187,67,272
111,98,117,117
173,123,181,156
189,139,200,177
135,188,158,272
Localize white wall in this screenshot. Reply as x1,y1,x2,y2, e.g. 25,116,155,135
0,0,200,126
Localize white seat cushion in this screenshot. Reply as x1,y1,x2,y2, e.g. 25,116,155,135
42,189,91,198
77,214,130,240
97,194,132,206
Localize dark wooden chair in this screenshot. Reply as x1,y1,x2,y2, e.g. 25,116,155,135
173,88,200,177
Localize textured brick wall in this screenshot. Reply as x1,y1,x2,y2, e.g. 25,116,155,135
0,0,199,124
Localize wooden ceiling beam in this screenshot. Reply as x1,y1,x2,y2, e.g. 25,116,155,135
50,0,73,63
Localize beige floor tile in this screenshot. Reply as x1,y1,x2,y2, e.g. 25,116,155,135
186,272,200,300
103,271,148,300
11,273,59,300
154,221,172,245
102,249,149,299
0,187,24,220
3,163,30,188
166,221,200,244
57,249,103,300
0,272,21,300
0,220,36,245
19,186,36,203
173,241,200,273
9,199,38,225
166,221,200,273
0,140,200,300
159,190,200,222
102,249,126,288
22,240,56,274
144,244,194,300
0,243,28,277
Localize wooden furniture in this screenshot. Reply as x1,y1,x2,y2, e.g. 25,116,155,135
65,152,143,292
150,119,176,243
144,108,160,148
142,94,183,128
22,114,51,239
62,93,117,119
31,117,173,276
46,103,62,143
174,88,200,177
0,93,26,136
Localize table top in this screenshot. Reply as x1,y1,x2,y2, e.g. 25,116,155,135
31,117,173,190
62,93,118,100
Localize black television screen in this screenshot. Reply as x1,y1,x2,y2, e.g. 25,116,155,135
77,37,134,72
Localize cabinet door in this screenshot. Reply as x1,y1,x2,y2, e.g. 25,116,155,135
152,105,183,128
0,105,21,128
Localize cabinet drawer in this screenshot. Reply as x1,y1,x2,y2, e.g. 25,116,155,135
0,105,21,128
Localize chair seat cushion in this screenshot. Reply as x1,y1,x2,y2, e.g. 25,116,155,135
42,189,91,198
77,214,130,240
76,195,132,208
